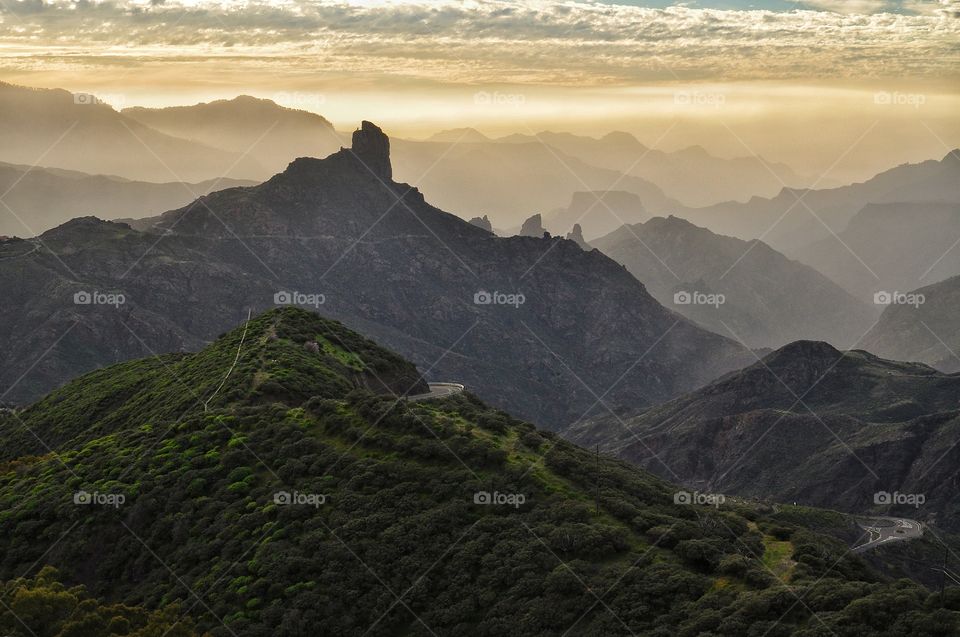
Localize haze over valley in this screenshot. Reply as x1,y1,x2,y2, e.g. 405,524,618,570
1,1,959,635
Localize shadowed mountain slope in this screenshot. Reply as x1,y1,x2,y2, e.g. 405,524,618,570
566,341,960,531
0,122,750,427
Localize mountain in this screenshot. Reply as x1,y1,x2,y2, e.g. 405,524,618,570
566,224,590,250
591,216,875,349
678,150,960,254
0,82,263,182
468,214,493,232
498,131,813,207
566,340,960,531
426,127,492,143
518,213,546,237
543,190,650,241
389,138,678,228
862,274,960,373
0,122,750,426
0,306,955,636
123,96,345,178
790,202,960,303
0,161,254,237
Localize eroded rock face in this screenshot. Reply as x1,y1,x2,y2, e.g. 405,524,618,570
350,120,392,181
469,215,493,232
566,224,589,250
519,213,545,237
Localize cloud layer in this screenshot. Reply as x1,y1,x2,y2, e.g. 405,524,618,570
0,0,957,84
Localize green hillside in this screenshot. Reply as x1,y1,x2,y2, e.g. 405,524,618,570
0,308,956,636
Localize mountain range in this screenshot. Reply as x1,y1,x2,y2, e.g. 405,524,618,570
123,96,344,178
679,150,960,256
497,130,815,207
862,274,960,373
0,82,263,183
0,122,751,427
566,340,960,531
790,201,960,303
591,216,875,349
541,191,651,241
0,306,955,636
0,161,253,237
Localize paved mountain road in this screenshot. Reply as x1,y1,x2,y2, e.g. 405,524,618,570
405,383,465,402
853,517,923,553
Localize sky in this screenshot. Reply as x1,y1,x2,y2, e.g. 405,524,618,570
0,0,957,179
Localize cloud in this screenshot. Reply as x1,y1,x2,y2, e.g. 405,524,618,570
797,0,894,13
0,0,956,85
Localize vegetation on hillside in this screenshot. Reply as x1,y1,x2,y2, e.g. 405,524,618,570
0,308,956,636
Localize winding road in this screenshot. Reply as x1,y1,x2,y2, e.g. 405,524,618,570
853,517,923,553
406,383,465,402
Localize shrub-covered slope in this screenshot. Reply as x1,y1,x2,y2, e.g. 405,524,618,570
0,308,956,637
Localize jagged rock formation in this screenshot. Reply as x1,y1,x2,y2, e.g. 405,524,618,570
0,123,749,426
468,215,493,232
518,213,546,237
566,224,590,249
544,190,649,240
350,120,392,180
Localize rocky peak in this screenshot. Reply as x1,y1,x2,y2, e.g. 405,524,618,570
760,340,843,376
519,213,546,237
469,215,493,232
351,120,392,181
566,224,590,249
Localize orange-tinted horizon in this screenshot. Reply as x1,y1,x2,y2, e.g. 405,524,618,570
1,0,958,181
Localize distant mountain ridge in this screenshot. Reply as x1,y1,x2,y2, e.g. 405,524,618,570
791,201,960,302
0,121,750,426
0,82,264,182
0,160,254,236
591,215,875,348
678,150,960,255
542,190,650,240
123,95,345,178
499,130,815,207
862,274,960,373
